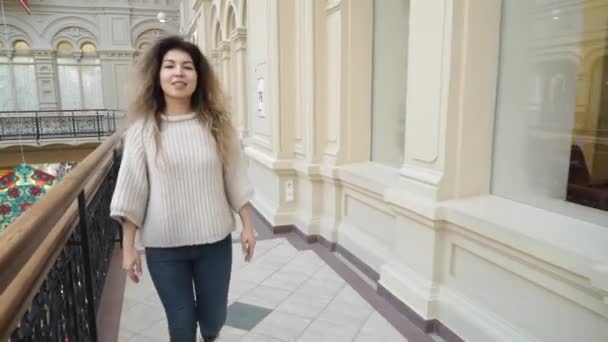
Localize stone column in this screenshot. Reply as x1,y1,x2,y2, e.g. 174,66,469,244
219,41,231,104
210,49,221,81
380,0,503,320
231,28,248,138
99,51,135,118
320,0,372,169
33,50,59,110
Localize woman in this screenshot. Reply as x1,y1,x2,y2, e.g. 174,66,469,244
110,36,255,342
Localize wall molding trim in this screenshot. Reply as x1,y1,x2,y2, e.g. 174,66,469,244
250,204,464,342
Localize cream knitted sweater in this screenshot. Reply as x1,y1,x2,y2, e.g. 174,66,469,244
110,113,253,247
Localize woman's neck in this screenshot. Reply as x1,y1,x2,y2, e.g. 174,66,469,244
164,97,193,116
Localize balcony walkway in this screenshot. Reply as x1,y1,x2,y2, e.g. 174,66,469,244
101,215,434,342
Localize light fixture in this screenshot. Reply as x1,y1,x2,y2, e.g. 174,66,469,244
157,12,167,23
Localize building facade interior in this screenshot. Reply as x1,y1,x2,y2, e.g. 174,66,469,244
0,0,607,341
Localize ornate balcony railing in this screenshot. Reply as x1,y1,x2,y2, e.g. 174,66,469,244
0,109,123,143
0,131,124,341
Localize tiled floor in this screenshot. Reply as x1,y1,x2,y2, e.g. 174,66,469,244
118,233,409,342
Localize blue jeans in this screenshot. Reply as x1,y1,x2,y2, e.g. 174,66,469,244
145,234,232,342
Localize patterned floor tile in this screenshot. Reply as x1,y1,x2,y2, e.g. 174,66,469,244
118,234,418,342
225,301,273,331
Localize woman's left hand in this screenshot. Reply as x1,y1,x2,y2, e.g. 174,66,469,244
241,225,256,262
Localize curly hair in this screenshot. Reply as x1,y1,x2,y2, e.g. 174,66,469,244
128,35,235,167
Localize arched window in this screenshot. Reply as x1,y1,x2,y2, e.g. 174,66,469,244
13,40,30,50
81,42,96,53
57,41,73,53
138,42,151,51
0,40,38,111
56,41,103,109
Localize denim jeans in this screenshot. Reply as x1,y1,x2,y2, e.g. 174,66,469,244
145,234,232,342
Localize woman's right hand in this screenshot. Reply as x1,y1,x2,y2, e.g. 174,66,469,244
122,246,142,283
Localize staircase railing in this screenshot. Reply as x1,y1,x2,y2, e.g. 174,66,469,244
0,130,124,341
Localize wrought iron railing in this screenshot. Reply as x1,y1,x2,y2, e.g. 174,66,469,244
0,109,124,142
0,131,124,341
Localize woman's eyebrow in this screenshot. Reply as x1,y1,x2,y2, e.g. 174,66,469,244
162,59,194,64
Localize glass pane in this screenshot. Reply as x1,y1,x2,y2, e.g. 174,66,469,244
79,58,100,66
492,0,608,223
0,65,13,111
12,57,34,64
81,65,103,109
81,43,96,53
14,41,29,50
56,57,76,65
139,42,151,50
57,41,73,53
57,65,82,110
370,0,409,167
14,64,38,110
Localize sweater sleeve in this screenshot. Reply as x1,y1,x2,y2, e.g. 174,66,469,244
110,121,149,227
224,134,254,212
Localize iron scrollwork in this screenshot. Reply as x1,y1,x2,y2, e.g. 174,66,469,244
10,152,122,342
0,110,120,142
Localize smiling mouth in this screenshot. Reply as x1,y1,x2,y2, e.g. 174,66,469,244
172,81,187,87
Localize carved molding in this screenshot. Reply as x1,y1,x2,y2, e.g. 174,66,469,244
98,50,136,59
326,0,341,13
1,49,15,59
31,50,56,58
52,27,97,48
0,25,32,46
134,28,171,49
230,27,247,41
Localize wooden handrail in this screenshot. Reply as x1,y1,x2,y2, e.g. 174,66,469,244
0,129,124,338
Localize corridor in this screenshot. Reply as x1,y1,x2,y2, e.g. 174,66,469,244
112,219,429,342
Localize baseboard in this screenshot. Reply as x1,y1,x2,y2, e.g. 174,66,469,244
438,288,531,342
249,204,464,342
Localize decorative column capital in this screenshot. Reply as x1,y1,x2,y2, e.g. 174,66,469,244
98,50,136,61
31,50,56,59
72,51,83,62
230,28,247,41
210,49,220,61
218,41,231,60
231,29,247,52
4,49,15,60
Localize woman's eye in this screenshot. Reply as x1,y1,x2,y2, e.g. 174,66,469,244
163,64,174,69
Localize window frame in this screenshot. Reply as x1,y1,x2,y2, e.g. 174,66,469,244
0,40,39,111
488,0,608,226
55,42,103,110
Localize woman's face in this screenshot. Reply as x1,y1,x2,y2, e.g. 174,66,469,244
159,49,198,102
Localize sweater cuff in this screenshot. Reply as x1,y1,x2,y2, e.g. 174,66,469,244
110,210,144,229
228,183,254,212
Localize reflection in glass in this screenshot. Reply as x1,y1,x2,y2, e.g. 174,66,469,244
370,0,409,167
13,41,29,50
58,65,82,110
81,66,103,109
57,41,73,53
14,64,38,110
493,0,608,222
0,64,12,111
81,43,96,53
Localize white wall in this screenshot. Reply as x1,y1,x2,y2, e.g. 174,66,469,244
190,1,608,341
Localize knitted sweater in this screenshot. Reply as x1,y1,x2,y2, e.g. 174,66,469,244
109,113,253,247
